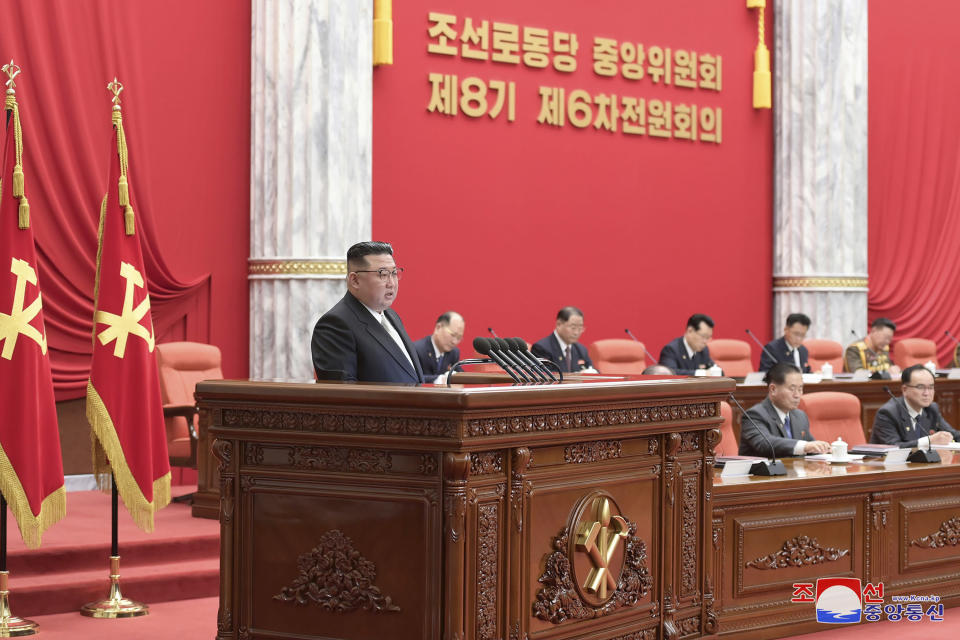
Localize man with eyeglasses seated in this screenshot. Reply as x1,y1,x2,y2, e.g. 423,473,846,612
659,313,719,376
870,364,960,447
531,307,595,373
413,311,465,384
311,241,424,383
738,363,831,457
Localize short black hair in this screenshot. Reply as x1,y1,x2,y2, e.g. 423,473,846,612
764,362,801,385
871,317,897,332
557,306,584,322
436,311,459,325
901,364,934,385
347,241,393,269
785,313,811,328
686,313,714,331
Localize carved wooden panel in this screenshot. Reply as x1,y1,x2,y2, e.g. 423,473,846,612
899,496,960,572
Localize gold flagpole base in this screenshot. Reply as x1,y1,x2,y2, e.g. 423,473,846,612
80,556,149,618
0,571,38,637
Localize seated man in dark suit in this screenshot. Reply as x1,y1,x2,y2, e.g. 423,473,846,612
738,363,831,457
759,313,812,372
658,314,718,376
413,311,465,383
311,241,424,383
870,364,960,447
531,307,595,373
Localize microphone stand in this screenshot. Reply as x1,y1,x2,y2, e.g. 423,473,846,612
509,338,558,382
745,328,779,366
493,339,542,382
883,386,940,462
624,328,659,365
728,393,787,476
487,327,499,339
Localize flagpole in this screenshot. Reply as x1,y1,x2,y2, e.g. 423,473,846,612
0,494,39,636
79,476,148,618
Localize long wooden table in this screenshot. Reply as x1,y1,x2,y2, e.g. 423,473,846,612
711,455,960,638
197,377,732,640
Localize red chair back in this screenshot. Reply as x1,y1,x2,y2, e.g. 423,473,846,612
708,339,753,377
803,339,844,372
893,338,938,369
588,339,647,375
716,400,738,456
798,392,865,445
156,342,223,462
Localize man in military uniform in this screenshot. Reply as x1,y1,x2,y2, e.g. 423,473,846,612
845,317,900,379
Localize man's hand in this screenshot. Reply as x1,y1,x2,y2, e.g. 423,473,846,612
803,440,832,454
929,430,954,445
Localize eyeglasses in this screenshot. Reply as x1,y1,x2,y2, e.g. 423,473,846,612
353,267,404,281
443,326,464,341
905,384,935,393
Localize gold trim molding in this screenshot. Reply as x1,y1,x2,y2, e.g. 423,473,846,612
772,276,868,290
248,259,347,279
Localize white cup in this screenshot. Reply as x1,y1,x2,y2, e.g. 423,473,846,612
821,362,833,379
831,437,847,459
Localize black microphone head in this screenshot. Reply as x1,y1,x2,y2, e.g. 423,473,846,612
503,337,520,351
494,337,511,351
745,328,751,334
473,337,491,355
851,329,860,338
510,337,529,351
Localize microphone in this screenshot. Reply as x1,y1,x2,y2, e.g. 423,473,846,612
625,328,659,364
500,338,548,382
883,385,940,462
509,337,559,382
850,329,861,341
488,338,532,382
727,393,787,476
488,327,500,338
493,338,536,382
473,337,522,383
745,328,779,366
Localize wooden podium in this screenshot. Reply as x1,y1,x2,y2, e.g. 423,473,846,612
196,376,733,640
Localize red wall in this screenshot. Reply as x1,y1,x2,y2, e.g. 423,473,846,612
374,1,774,361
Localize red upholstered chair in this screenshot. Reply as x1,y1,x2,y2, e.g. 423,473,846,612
798,392,865,445
156,342,224,471
802,339,844,372
708,339,753,377
893,338,938,369
716,400,738,456
588,339,647,375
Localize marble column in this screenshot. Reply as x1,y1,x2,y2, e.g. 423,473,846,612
772,0,868,343
249,0,372,380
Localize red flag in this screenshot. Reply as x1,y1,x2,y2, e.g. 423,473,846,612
0,82,66,548
87,87,170,531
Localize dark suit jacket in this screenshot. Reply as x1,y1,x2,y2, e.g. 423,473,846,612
759,337,811,373
869,397,960,447
531,334,593,373
413,336,460,383
658,337,715,376
738,397,814,458
311,292,424,384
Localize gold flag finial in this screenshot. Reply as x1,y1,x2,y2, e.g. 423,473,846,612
107,77,123,111
2,60,21,95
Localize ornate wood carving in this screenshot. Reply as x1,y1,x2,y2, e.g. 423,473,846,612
244,443,264,465
471,451,504,475
532,523,653,624
274,530,400,613
677,615,700,635
418,453,438,475
223,407,458,437
680,432,701,453
648,437,659,456
286,446,392,473
704,427,721,455
681,475,698,596
746,535,850,569
476,503,499,640
444,453,470,544
564,440,622,464
467,402,716,437
510,448,531,534
212,438,233,474
508,623,529,640
911,516,960,549
610,631,657,640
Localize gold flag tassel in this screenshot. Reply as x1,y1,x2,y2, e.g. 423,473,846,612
748,0,772,109
110,91,135,236
4,90,30,228
373,0,393,66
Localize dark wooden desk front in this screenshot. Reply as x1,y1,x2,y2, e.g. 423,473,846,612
731,377,960,442
197,377,732,640
711,456,960,638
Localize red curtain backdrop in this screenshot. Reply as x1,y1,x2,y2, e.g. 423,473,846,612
869,0,960,365
0,0,251,399
374,1,774,360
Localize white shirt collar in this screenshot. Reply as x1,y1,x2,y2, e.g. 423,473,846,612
554,330,572,351
362,303,385,323
683,337,696,359
771,401,789,424
904,398,923,421
431,336,443,357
